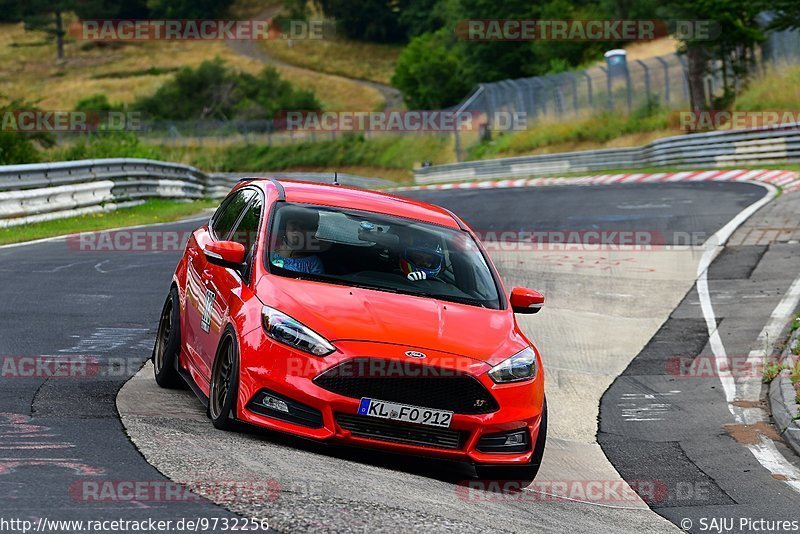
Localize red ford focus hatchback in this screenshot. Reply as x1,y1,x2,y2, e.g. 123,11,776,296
153,178,547,480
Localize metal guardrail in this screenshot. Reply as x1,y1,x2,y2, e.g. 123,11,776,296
0,159,392,228
415,124,800,184
0,159,207,228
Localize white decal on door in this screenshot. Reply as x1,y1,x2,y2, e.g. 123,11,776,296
201,289,215,333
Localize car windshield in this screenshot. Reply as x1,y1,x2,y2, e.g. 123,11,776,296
267,203,501,309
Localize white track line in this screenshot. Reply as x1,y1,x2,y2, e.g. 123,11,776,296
695,182,800,491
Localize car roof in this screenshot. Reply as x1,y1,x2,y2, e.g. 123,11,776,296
236,178,462,229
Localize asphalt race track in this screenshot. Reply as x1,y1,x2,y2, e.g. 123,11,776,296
2,181,799,533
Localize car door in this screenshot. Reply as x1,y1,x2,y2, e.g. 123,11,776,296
184,188,254,387
196,190,263,379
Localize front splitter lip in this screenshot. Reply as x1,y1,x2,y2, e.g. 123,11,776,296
238,401,541,465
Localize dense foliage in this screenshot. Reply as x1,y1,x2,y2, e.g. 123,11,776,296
132,59,320,121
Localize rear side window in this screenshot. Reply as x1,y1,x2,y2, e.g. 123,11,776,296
211,189,255,240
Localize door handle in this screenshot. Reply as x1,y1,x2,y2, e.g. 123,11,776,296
201,269,214,282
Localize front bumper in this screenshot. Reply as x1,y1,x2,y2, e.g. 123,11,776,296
235,334,546,466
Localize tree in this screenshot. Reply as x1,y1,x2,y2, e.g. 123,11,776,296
0,0,22,22
391,29,470,108
767,0,800,31
18,0,141,60
659,0,768,113
21,1,74,60
314,0,408,42
145,0,233,19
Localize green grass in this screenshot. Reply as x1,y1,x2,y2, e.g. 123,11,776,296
733,65,800,112
791,361,800,404
0,198,215,245
467,65,800,161
183,134,453,181
762,360,786,384
467,100,673,160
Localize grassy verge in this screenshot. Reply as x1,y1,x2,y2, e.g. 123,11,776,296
732,65,800,112
468,65,800,161
469,106,676,161
0,198,215,245
259,36,401,86
166,134,455,183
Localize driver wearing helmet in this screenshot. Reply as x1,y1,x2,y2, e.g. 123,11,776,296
400,240,444,282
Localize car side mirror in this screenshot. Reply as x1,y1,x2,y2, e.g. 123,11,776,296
510,287,544,314
205,241,246,270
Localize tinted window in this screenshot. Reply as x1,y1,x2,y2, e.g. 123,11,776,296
211,189,254,240
267,203,501,309
230,194,263,258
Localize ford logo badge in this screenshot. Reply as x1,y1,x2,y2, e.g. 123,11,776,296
405,351,427,359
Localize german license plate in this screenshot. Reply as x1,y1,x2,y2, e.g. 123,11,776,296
357,398,453,428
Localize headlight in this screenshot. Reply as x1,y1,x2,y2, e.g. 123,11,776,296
488,347,537,383
261,306,335,356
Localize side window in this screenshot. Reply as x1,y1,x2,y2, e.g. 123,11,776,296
230,195,263,259
210,189,255,240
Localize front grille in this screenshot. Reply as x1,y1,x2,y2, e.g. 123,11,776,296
314,358,498,414
336,413,467,449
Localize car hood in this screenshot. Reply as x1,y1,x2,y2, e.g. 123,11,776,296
254,276,527,364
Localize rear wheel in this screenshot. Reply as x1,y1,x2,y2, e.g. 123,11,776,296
209,331,240,431
153,287,184,389
474,400,547,483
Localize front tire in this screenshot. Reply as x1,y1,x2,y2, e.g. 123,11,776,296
209,330,240,431
474,400,547,483
153,287,184,389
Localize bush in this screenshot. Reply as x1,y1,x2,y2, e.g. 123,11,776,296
133,59,320,121
74,94,123,112
0,100,54,164
0,132,43,164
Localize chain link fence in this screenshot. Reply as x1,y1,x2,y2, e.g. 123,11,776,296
459,53,689,131
456,28,800,132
